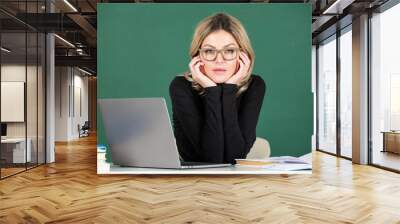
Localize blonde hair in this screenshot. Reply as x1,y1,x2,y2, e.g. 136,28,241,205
184,12,255,96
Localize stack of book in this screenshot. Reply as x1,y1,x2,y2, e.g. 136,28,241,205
97,145,110,174
97,145,107,161
235,156,312,171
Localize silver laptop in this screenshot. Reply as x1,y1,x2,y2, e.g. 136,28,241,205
98,98,231,169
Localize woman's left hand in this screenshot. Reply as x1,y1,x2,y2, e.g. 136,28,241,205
225,51,251,85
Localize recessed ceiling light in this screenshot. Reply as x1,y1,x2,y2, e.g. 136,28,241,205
63,0,78,12
1,47,11,53
322,0,354,15
54,34,75,48
77,67,93,76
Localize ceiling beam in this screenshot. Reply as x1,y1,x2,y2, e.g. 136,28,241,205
67,13,97,46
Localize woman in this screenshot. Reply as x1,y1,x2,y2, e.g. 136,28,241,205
169,12,265,164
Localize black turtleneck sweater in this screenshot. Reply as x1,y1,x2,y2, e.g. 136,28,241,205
169,75,265,164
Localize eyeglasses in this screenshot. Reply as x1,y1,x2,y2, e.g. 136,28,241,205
198,47,240,61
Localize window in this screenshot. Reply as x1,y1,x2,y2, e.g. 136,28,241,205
317,35,337,154
339,27,352,158
370,2,400,171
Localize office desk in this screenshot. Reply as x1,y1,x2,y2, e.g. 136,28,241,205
1,138,32,163
97,153,312,175
381,131,400,154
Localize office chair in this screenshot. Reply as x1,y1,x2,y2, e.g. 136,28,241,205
78,121,90,138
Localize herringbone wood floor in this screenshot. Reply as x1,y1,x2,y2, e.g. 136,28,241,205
1,134,400,224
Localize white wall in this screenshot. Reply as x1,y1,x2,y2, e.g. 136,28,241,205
1,65,40,138
72,73,89,138
55,66,69,141
1,66,26,134
55,67,89,141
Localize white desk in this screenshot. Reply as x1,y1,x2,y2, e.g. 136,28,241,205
1,138,32,163
97,153,312,175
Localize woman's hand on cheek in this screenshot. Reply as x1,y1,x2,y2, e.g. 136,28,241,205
189,56,217,88
225,52,251,85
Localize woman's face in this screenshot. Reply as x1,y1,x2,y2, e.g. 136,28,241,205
199,30,240,84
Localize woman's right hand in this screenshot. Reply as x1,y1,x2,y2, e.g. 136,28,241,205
189,56,217,88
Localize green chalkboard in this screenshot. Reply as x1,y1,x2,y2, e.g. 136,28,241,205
97,3,312,161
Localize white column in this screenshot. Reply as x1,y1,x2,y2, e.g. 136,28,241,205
352,14,369,164
312,45,317,151
46,1,55,163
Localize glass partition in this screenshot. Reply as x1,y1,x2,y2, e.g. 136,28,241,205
0,1,46,179
1,30,28,177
